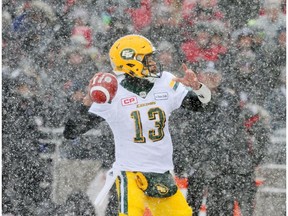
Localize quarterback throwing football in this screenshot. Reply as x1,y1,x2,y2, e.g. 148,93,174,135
64,34,211,216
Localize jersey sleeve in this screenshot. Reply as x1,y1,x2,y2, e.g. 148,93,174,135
165,72,189,111
88,102,116,120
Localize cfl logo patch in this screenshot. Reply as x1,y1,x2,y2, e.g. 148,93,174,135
121,49,135,59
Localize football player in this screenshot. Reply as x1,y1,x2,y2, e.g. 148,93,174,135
64,34,211,216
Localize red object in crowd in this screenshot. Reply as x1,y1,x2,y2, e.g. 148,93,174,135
71,26,92,48
233,200,242,216
255,179,265,187
244,114,260,129
126,0,152,32
175,176,189,189
23,1,31,10
66,0,76,6
182,0,197,21
181,40,227,63
164,0,174,5
64,0,76,13
199,204,207,216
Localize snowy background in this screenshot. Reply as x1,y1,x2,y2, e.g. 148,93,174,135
2,0,286,215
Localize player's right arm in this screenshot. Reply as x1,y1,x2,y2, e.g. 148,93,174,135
63,74,107,140
63,100,104,140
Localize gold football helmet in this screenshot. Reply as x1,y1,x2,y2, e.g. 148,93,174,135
109,34,161,79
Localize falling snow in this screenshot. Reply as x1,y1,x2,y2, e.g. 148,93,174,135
2,0,286,215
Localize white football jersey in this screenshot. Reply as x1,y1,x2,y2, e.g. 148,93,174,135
89,72,189,173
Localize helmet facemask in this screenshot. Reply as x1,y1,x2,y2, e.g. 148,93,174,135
141,53,163,82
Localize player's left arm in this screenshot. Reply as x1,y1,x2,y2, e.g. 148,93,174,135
173,64,211,111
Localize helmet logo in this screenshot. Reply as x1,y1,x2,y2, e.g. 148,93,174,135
121,49,135,60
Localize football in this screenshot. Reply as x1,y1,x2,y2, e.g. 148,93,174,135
89,72,118,103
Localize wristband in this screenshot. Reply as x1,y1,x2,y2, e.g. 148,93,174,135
192,83,211,104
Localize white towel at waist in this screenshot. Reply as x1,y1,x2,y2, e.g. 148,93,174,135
94,168,120,207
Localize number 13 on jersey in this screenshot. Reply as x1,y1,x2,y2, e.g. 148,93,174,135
130,107,166,143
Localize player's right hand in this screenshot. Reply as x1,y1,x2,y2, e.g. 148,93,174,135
83,94,93,107
82,75,97,107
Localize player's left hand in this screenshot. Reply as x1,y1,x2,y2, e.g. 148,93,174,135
173,64,201,90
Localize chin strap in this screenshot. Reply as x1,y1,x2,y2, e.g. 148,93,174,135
144,76,156,83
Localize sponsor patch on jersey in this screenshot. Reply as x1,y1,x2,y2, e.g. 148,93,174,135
121,96,138,106
169,80,179,91
154,92,168,100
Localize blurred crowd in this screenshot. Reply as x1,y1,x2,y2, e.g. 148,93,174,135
2,0,286,215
